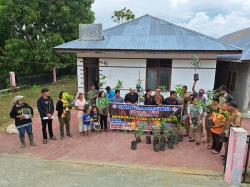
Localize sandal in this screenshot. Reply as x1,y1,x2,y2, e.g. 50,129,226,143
43,139,47,144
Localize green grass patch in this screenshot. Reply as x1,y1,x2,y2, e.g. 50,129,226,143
0,77,77,131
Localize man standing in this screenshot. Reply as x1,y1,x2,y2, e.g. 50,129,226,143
219,85,233,104
192,81,206,103
124,87,139,104
110,89,124,103
87,84,98,106
37,88,57,144
105,86,115,101
164,91,180,105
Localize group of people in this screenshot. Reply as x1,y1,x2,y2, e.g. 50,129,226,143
10,81,241,159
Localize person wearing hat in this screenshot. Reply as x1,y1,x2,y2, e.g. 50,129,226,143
10,96,36,148
192,81,206,103
124,87,139,104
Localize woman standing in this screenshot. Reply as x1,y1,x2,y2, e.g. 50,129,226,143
96,91,109,131
75,92,86,133
56,91,72,140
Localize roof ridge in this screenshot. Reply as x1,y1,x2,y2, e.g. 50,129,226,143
104,14,241,50
220,27,250,39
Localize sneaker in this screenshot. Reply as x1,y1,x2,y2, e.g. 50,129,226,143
43,139,47,144
61,136,64,140
189,139,195,142
30,142,37,146
67,134,72,137
50,136,57,140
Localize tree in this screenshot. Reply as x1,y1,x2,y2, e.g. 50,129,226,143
0,0,95,76
111,7,135,23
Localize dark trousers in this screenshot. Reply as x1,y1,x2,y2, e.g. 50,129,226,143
100,115,107,131
212,132,223,152
41,119,54,139
18,124,33,138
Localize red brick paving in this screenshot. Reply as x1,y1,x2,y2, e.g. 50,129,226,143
0,111,249,172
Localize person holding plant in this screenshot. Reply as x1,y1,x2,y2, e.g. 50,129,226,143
110,89,124,103
188,95,203,145
144,89,154,105
205,97,220,148
82,105,92,136
10,96,36,148
96,91,110,131
87,84,99,106
222,101,241,157
192,81,206,103
153,89,164,105
75,92,86,133
210,102,229,154
37,88,57,144
56,91,72,140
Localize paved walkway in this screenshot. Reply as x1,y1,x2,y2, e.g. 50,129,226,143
0,155,230,187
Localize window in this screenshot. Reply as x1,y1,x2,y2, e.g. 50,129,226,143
146,59,172,90
227,70,236,91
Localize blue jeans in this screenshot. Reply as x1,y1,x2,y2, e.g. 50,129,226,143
18,124,33,138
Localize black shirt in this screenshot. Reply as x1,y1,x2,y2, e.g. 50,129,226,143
144,95,154,105
164,97,180,105
124,92,139,104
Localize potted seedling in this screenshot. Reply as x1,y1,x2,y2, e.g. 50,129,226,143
99,75,107,88
130,140,137,150
152,125,160,152
114,80,123,90
146,135,151,144
167,127,176,149
135,123,145,143
191,55,201,81
175,85,185,98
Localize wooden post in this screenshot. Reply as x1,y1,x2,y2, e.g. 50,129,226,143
224,127,247,186
53,67,57,83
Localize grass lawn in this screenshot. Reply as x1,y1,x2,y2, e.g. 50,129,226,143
0,77,77,131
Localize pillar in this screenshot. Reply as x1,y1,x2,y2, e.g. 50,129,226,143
224,127,247,186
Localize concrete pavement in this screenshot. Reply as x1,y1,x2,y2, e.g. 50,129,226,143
0,155,230,187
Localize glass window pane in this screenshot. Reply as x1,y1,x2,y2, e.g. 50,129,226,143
147,68,158,90
159,68,170,90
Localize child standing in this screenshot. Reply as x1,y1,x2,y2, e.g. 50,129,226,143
90,106,100,132
10,96,36,148
82,105,92,136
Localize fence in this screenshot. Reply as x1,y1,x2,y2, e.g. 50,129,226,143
0,65,76,90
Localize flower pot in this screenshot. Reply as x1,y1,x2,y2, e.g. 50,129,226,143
167,142,174,149
136,136,141,143
153,144,160,152
194,73,199,81
159,142,166,151
146,136,151,144
160,135,167,144
153,136,159,145
177,134,184,142
131,141,137,150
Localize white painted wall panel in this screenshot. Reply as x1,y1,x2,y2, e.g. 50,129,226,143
99,59,146,97
171,59,216,92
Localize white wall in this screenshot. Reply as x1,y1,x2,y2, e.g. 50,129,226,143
77,58,84,93
99,58,146,97
171,59,217,92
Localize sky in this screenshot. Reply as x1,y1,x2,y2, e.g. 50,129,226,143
92,0,250,38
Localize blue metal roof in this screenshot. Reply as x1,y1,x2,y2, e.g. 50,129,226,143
55,14,241,52
220,27,250,61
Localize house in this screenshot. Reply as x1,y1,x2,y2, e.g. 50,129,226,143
54,14,241,100
217,27,250,112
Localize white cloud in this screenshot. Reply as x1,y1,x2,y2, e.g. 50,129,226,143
92,0,250,38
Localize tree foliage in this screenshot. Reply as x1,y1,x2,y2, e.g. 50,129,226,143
0,0,95,77
111,7,135,23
